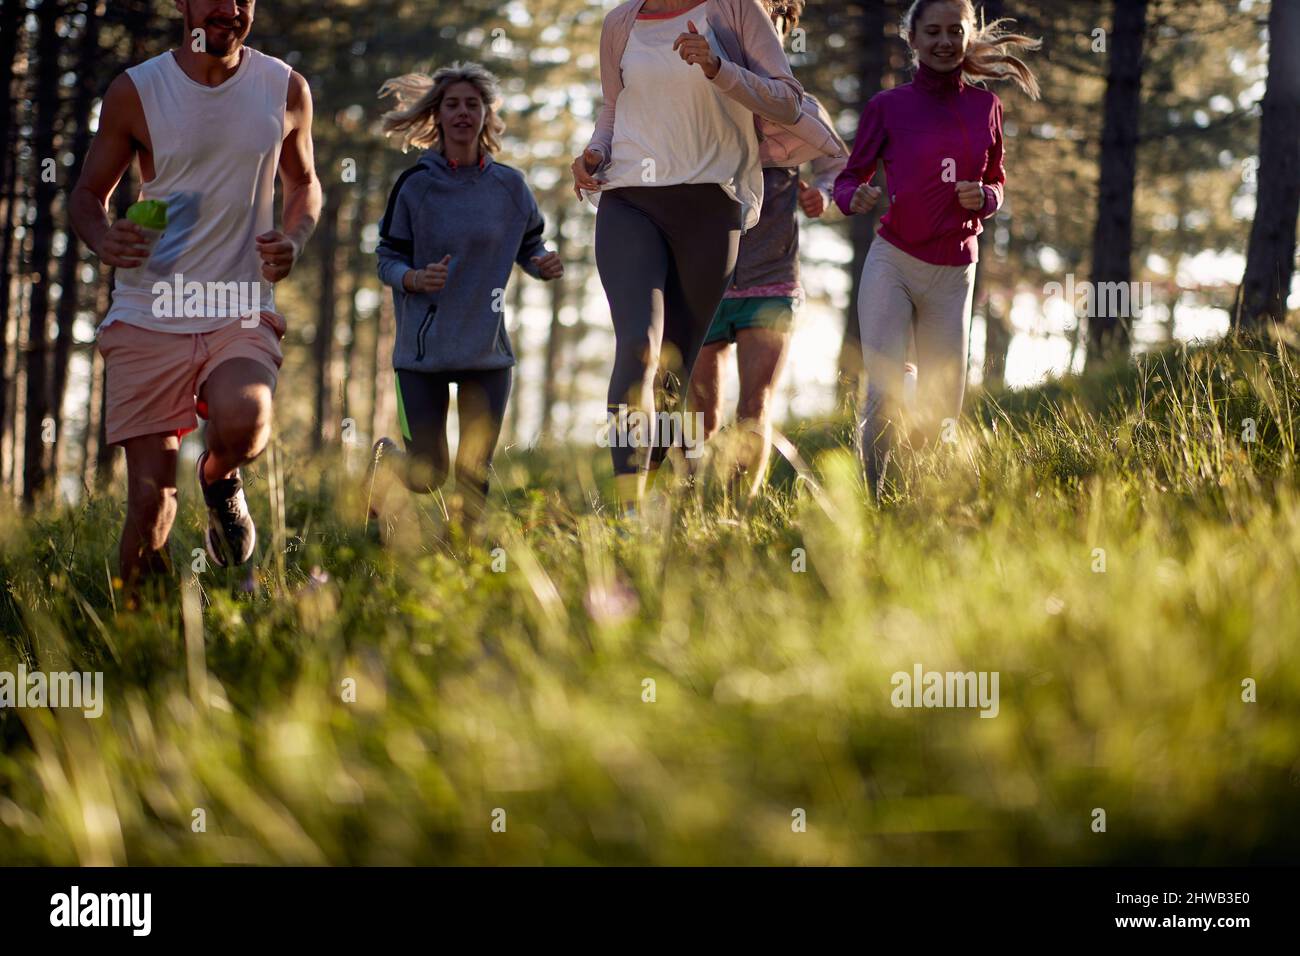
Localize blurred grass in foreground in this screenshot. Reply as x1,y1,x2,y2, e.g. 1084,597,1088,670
2,338,1299,865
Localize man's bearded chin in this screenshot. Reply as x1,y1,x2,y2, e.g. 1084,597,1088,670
188,17,243,56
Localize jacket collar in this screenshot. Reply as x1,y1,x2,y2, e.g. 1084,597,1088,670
424,148,492,172
913,60,965,96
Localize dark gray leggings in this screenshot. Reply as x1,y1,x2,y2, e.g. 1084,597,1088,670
396,366,511,504
595,184,742,476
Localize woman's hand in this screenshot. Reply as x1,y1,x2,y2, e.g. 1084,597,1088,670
798,180,827,218
403,255,451,294
571,147,606,200
673,21,720,79
531,251,564,281
850,181,883,214
956,181,985,212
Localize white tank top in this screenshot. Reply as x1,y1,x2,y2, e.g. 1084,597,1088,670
103,47,291,333
598,7,758,211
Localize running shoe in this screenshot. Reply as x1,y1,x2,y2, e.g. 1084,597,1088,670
197,450,257,567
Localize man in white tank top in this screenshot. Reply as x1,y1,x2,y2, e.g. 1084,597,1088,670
69,0,321,605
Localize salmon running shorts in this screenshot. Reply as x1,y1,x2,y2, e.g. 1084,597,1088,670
96,311,286,446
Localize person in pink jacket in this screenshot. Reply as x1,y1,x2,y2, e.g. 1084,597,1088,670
572,0,842,516
834,0,1039,498
687,0,847,501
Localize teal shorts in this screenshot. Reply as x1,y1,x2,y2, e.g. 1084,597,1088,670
703,296,796,346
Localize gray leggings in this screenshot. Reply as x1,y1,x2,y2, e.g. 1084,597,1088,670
858,237,975,495
595,184,742,476
396,367,511,502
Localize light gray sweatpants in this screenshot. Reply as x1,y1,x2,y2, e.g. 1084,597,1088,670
857,237,976,496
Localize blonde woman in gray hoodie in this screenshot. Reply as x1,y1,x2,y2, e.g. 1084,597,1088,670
372,62,562,529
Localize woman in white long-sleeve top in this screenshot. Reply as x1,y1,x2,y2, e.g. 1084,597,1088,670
572,0,843,516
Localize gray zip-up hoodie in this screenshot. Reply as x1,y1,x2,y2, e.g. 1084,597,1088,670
377,148,548,372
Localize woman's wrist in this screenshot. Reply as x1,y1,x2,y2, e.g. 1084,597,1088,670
979,186,996,217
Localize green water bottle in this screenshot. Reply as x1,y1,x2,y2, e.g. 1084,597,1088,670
125,199,168,260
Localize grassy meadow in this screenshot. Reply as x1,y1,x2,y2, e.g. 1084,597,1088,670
2,339,1299,865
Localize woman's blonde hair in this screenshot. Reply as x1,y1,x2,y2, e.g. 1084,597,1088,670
902,0,1042,100
378,61,506,153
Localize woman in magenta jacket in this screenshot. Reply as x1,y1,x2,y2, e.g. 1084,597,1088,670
834,0,1040,498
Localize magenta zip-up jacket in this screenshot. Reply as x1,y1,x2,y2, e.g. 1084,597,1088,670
833,61,1005,266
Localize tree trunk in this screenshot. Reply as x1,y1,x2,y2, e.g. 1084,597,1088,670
22,0,66,507
1085,0,1149,367
83,276,110,490
981,238,1012,393
975,0,1012,389
0,0,21,198
507,272,528,445
539,204,567,438
0,124,19,496
0,0,24,486
313,181,342,451
837,0,891,409
983,301,1011,389
52,2,104,466
340,150,373,430
1236,0,1300,333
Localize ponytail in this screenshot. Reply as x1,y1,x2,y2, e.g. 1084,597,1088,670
963,14,1042,100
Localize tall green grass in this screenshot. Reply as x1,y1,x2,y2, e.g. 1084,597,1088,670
2,339,1298,864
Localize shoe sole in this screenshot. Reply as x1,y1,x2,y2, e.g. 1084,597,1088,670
205,521,255,569
205,524,228,568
